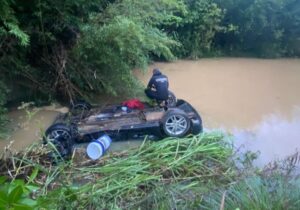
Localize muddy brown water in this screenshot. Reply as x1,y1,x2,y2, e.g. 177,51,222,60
1,58,300,166
0,105,67,151
142,58,300,129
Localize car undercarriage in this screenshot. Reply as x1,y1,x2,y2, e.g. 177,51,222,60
44,99,203,157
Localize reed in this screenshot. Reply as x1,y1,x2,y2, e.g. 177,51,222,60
1,132,299,209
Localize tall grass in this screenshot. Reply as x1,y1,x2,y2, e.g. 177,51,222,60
201,175,300,210
1,132,235,209
1,132,300,209
40,132,235,209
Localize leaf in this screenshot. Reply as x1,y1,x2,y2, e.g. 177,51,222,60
19,198,37,207
0,176,7,184
0,193,8,208
0,202,8,210
8,186,23,203
0,183,9,199
13,203,33,210
12,180,25,187
0,189,8,201
28,168,39,183
25,185,39,192
4,22,29,46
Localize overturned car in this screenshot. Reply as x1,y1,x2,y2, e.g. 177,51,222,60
44,97,203,156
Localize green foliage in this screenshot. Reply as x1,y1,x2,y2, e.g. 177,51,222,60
69,0,181,96
0,176,38,209
101,0,187,26
201,175,300,210
173,0,225,58
214,0,300,57
0,0,300,111
168,0,300,58
73,19,177,95
1,132,300,209
0,0,183,102
38,133,235,209
0,0,29,46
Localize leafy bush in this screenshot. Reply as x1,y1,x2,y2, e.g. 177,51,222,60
68,0,182,96
0,176,38,209
0,0,183,102
71,17,178,96
173,0,225,58
0,0,29,46
214,0,300,57
1,0,300,107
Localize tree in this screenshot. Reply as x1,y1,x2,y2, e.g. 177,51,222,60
170,0,225,58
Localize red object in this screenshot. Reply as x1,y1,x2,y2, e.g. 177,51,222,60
122,99,145,110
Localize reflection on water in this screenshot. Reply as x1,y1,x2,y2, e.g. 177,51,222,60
233,107,300,167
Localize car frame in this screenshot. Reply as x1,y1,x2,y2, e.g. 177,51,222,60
44,99,203,156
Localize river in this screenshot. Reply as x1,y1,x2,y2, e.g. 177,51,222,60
1,58,300,166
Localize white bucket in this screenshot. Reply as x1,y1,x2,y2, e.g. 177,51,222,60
98,134,112,150
86,135,112,160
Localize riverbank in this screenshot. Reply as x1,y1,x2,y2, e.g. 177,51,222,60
0,132,299,209
2,58,300,167
1,57,300,208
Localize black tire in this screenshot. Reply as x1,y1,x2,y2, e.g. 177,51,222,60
70,100,91,116
44,123,73,157
167,91,177,107
161,109,191,137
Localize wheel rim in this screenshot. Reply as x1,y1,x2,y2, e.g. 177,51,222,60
46,129,72,156
46,129,72,142
165,115,188,135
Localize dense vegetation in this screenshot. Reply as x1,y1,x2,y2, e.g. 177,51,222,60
1,133,300,209
0,0,299,128
1,1,299,208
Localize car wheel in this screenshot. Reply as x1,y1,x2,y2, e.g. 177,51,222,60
161,109,191,137
167,91,177,107
70,100,91,116
44,123,73,157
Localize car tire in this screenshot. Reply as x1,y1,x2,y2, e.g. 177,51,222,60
161,109,191,137
167,91,177,107
70,100,91,116
44,123,73,157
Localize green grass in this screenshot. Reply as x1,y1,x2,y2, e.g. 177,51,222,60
1,132,300,210
40,132,235,209
201,175,300,210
